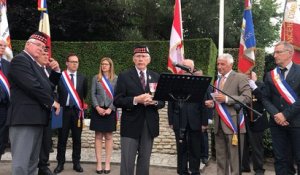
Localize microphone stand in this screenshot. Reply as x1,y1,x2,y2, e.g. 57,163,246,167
186,69,262,175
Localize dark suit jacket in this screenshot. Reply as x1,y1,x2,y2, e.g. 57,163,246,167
57,72,88,108
262,63,300,127
168,86,213,131
114,67,165,139
6,51,54,126
0,58,10,103
0,58,10,76
245,81,268,132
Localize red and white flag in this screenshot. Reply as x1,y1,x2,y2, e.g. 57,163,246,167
167,0,184,74
38,0,52,58
281,0,300,64
0,0,13,61
238,0,256,73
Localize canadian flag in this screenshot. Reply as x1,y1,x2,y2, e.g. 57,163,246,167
167,0,184,74
281,0,300,64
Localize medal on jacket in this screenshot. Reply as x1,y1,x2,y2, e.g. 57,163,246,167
232,134,238,146
77,119,81,128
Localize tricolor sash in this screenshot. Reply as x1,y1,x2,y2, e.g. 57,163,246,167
214,80,245,134
0,70,10,98
61,71,84,122
271,67,297,105
99,76,119,120
100,76,114,99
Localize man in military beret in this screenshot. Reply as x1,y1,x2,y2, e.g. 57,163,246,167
114,45,165,175
6,31,60,175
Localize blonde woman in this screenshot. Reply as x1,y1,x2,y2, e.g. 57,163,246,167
90,57,118,174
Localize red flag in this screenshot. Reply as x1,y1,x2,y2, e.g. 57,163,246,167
167,0,184,74
0,0,13,61
281,0,300,63
238,0,256,73
38,0,52,58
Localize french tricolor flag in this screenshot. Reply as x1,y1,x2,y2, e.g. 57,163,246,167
238,0,256,73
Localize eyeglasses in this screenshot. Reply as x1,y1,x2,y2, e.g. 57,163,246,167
273,50,290,55
29,42,46,50
68,61,79,64
101,63,110,66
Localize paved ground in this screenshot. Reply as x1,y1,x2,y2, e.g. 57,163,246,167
1,148,276,174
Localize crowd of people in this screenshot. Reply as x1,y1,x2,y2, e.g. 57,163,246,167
0,31,299,175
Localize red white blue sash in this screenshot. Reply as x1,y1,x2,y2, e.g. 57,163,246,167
100,76,114,99
214,80,245,133
271,67,297,105
0,70,10,98
99,76,119,120
61,71,84,118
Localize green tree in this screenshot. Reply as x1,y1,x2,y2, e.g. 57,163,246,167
182,0,281,48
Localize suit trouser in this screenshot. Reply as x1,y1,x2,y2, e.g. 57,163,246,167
38,122,52,168
200,130,209,159
174,128,202,175
270,126,300,175
0,105,8,156
242,122,265,174
9,126,43,175
215,126,244,175
120,121,153,175
56,107,82,164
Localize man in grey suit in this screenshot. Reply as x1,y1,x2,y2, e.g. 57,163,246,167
205,53,251,175
262,41,300,174
6,32,60,175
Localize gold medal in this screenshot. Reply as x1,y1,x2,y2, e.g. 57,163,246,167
77,119,81,128
232,134,238,146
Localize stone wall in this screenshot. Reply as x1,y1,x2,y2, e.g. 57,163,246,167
54,104,212,156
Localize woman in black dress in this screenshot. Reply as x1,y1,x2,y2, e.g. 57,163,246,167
90,57,117,174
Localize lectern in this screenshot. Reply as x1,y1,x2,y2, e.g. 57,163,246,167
154,73,212,174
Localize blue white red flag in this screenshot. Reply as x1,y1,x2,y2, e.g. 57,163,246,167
38,0,52,58
167,0,184,74
0,0,13,61
238,0,256,73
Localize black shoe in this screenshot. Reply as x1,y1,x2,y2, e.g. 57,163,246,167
96,170,103,174
242,168,251,172
202,158,208,165
73,163,84,172
38,167,53,175
104,170,111,174
53,163,64,174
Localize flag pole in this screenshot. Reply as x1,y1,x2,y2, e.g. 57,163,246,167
218,0,224,56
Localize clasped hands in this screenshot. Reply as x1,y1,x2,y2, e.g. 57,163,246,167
96,106,112,116
274,112,289,126
134,93,157,106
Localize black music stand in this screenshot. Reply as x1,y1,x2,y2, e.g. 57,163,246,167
154,73,212,174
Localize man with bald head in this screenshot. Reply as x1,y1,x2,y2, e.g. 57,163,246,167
262,41,300,174
205,53,251,175
0,38,10,160
168,59,212,175
6,32,60,175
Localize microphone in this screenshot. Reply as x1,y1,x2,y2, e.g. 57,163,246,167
172,62,191,72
